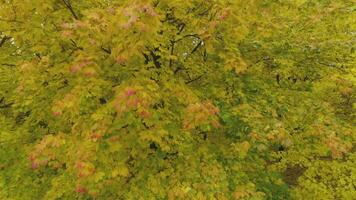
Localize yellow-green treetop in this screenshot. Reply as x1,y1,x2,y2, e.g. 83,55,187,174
0,0,355,199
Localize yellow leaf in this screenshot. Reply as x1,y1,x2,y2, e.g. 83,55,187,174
111,169,119,178
117,165,129,177
234,58,247,75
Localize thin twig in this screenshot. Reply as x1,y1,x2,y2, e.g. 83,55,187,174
169,40,175,68
101,46,111,54
190,41,202,54
175,34,200,43
0,36,11,47
1,63,16,67
185,73,205,84
62,0,79,20
147,48,161,68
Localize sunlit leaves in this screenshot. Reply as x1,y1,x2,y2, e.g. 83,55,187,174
183,101,220,130
0,0,355,199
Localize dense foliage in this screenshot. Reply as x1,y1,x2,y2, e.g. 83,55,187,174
0,0,355,199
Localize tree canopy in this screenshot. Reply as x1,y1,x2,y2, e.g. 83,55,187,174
0,0,355,199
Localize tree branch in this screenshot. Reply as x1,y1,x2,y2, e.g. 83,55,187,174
70,39,83,50
1,63,16,67
185,73,205,84
169,40,175,68
177,23,185,35
174,65,187,74
175,34,200,43
147,48,161,69
190,41,203,54
101,46,111,54
0,36,11,48
62,0,79,20
0,97,14,109
142,52,150,64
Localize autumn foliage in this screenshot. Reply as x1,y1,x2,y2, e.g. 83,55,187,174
0,0,355,199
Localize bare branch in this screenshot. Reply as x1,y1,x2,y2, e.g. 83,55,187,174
62,0,79,20
0,36,11,48
1,63,16,67
185,73,205,84
101,46,111,54
145,47,161,69
0,97,14,109
190,41,203,54
169,40,175,68
175,34,200,43
177,23,185,35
